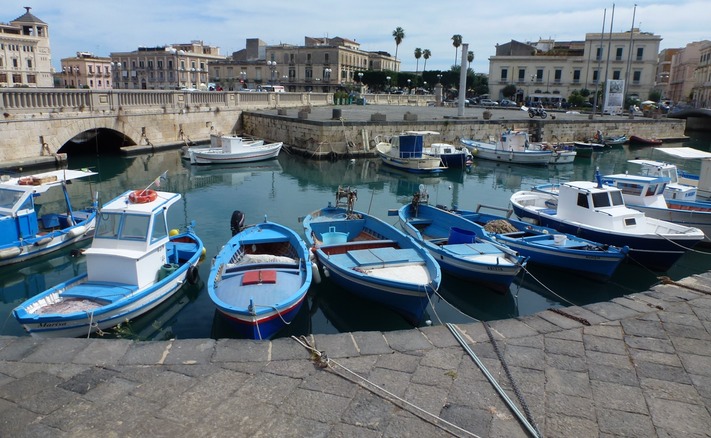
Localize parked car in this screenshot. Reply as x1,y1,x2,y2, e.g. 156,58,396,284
499,99,517,107
479,99,498,106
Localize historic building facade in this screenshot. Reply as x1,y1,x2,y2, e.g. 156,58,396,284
59,52,112,89
0,7,53,88
668,40,711,105
209,37,399,93
692,43,711,108
110,41,225,90
488,29,661,106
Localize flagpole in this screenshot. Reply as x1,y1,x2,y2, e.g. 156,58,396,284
138,170,168,195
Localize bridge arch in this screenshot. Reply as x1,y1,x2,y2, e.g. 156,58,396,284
49,116,141,156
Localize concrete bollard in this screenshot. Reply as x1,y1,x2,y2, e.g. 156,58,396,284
371,113,386,122
298,110,309,119
332,108,342,119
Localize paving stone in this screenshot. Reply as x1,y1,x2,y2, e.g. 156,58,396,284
545,414,598,438
253,411,332,438
313,333,359,358
129,369,195,403
545,353,588,372
351,331,392,355
613,296,659,314
678,353,711,377
383,330,433,352
431,404,492,437
418,325,462,348
515,315,562,335
21,338,89,364
411,364,456,388
263,359,316,379
503,344,545,370
270,336,313,361
624,335,675,353
659,310,706,329
544,337,585,357
330,355,378,375
591,380,647,414
546,327,583,342
366,367,412,398
640,377,704,405
585,300,643,321
328,422,384,438
537,310,586,330
635,360,691,384
454,321,493,342
0,405,53,437
587,362,640,386
596,409,655,437
162,338,216,365
582,334,628,355
629,349,682,367
339,389,395,431
672,336,711,356
489,412,531,438
507,334,543,349
585,350,639,370
375,352,421,373
498,365,545,396
545,367,592,398
664,322,711,342
557,306,609,325
582,323,623,339
299,367,356,398
627,293,667,311
0,337,42,361
194,394,276,436
72,338,132,365
546,392,596,420
487,318,539,339
119,340,172,365
123,414,191,438
281,387,352,423
213,338,270,362
57,366,119,395
418,346,463,370
82,376,139,404
620,317,667,338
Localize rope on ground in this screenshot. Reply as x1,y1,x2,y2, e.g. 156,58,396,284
447,324,541,438
291,335,480,438
658,275,711,296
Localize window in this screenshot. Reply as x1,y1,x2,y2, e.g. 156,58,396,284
147,61,153,69
577,193,589,208
573,70,581,82
610,191,624,206
12,58,18,68
307,53,311,63
158,60,163,69
120,215,150,240
596,47,602,61
26,59,32,68
325,53,329,63
151,211,167,243
536,69,543,81
616,47,623,61
139,61,144,68
592,70,599,82
592,192,611,207
612,70,621,80
518,69,525,81
500,68,508,80
554,69,562,82
168,60,173,70
96,213,121,239
636,47,644,61
633,70,641,83
305,68,312,79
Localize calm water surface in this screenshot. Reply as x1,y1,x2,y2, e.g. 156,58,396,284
2,133,711,339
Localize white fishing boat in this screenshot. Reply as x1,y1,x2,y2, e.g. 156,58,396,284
461,129,553,166
181,134,264,160
13,182,204,338
374,131,447,173
188,134,282,165
0,169,98,267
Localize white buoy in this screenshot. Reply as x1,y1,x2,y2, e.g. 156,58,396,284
425,320,432,326
311,262,322,284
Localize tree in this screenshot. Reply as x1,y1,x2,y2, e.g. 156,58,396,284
422,49,431,74
414,48,422,76
392,27,405,61
501,84,517,99
451,34,462,66
467,51,474,64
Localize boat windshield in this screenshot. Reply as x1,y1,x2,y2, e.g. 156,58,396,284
96,212,150,241
591,190,625,208
0,188,25,215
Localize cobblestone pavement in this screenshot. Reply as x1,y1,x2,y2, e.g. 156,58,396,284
1,274,710,437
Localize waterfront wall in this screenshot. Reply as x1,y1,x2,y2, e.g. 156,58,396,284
242,111,687,158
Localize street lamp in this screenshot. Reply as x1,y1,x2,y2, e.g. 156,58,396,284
407,78,411,93
528,74,535,105
111,62,122,89
357,72,363,83
240,71,246,89
324,68,332,83
423,81,428,92
267,60,277,84
385,76,391,93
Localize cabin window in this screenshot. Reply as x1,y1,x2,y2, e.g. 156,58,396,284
624,218,637,226
151,211,168,243
577,193,589,209
592,192,611,207
96,212,121,239
610,191,624,206
617,182,643,196
0,188,24,211
120,215,150,240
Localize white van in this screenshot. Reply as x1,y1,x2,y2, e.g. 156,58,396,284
260,85,285,93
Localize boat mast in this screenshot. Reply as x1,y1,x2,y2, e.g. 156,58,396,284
623,4,638,102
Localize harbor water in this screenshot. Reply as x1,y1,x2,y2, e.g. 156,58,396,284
2,133,711,340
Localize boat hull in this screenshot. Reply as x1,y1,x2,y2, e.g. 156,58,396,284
13,232,203,338
208,221,312,340
627,201,711,246
462,140,552,165
189,142,282,164
303,204,441,323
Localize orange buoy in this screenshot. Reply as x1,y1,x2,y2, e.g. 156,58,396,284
128,189,158,204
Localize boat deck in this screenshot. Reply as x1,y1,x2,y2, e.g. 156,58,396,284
329,247,425,269
216,264,304,309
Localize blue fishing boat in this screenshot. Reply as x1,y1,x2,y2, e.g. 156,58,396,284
0,169,97,267
302,187,441,324
13,183,204,338
397,192,525,293
510,171,705,272
448,204,629,280
208,215,313,340
374,131,447,173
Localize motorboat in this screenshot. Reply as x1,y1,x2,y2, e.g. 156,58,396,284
510,171,705,271
655,147,711,201
181,134,264,160
461,129,553,166
374,131,447,173
208,214,313,340
302,186,441,323
628,135,663,146
13,184,204,337
187,134,281,165
0,169,98,267
397,189,525,293
423,142,473,169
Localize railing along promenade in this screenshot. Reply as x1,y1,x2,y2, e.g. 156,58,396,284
0,88,434,115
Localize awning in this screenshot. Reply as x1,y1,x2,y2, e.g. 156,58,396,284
655,147,711,160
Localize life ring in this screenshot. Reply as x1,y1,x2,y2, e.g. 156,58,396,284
186,265,199,284
128,189,158,204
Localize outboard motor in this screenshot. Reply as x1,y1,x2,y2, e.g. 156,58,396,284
230,210,245,236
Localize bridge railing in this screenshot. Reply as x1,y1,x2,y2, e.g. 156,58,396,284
0,89,332,114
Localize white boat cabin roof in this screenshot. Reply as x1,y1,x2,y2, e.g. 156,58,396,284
403,131,440,136
0,169,96,195
655,147,711,160
101,190,181,215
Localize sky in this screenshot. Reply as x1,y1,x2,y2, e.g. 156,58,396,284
8,1,711,74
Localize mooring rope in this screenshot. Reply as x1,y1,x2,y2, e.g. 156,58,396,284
291,335,480,438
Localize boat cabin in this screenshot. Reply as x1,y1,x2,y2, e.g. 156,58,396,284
655,147,711,201
497,130,531,151
84,190,181,288
628,159,697,201
391,131,439,159
602,173,670,208
557,179,646,231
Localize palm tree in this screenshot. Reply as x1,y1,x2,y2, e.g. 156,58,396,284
422,49,431,74
414,48,422,76
467,51,474,65
392,27,405,61
451,34,462,66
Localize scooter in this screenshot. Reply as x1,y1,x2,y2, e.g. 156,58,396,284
528,107,547,119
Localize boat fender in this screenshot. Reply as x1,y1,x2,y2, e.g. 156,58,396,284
0,246,22,259
169,229,179,237
33,236,53,246
311,262,322,284
186,265,199,284
199,247,207,262
322,267,330,278
128,189,158,204
66,225,87,238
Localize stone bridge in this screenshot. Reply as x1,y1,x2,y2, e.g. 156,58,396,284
0,89,434,169
667,108,711,131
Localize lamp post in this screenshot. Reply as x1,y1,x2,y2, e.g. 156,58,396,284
423,81,428,92
324,68,332,92
240,71,246,89
357,72,363,83
385,76,391,93
73,66,80,88
528,74,535,105
407,78,411,94
267,60,277,85
111,62,122,89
